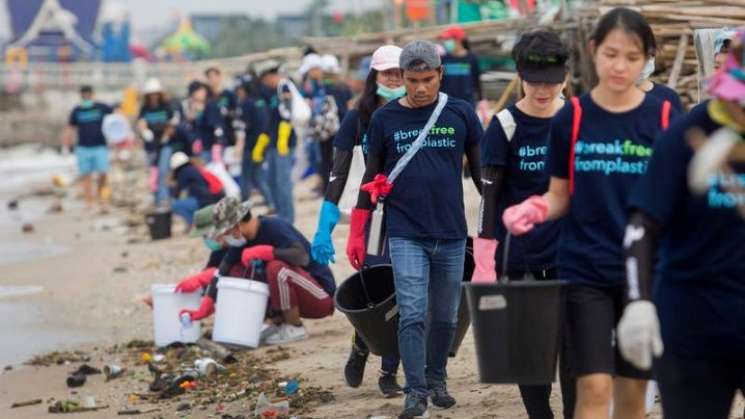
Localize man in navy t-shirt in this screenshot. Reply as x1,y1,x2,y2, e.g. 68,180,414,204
63,85,113,209
346,40,482,419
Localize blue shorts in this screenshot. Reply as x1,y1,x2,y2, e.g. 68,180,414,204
76,145,110,175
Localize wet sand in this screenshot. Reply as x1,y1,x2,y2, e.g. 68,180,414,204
0,174,742,418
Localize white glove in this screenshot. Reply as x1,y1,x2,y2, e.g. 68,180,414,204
617,300,664,370
141,128,154,142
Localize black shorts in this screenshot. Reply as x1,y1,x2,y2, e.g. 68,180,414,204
563,284,650,379
655,352,745,419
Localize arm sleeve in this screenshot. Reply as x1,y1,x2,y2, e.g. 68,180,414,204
546,103,573,179
477,166,505,239
466,141,482,193
324,149,353,205
355,116,385,210
624,211,661,301
464,105,484,192
471,54,483,101
273,241,310,266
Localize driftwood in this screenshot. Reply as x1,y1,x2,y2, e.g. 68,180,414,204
668,34,690,88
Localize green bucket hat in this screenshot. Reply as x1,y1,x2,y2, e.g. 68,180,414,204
189,204,216,238
207,196,251,240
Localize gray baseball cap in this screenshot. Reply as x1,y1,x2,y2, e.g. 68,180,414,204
399,40,442,71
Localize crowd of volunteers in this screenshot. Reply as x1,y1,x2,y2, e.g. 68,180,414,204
62,11,744,419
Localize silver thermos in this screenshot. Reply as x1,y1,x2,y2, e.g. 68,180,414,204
366,198,386,256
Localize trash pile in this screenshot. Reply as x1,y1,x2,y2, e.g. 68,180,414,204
16,339,334,418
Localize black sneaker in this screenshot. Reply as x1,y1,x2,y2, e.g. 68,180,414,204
343,348,368,388
378,372,403,398
399,393,429,419
429,382,456,409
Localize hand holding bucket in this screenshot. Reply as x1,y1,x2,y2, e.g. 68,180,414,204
471,238,499,283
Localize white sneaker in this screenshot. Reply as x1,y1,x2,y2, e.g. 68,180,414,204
260,323,279,343
264,324,307,345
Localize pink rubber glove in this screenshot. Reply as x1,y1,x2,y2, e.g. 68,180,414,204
211,144,223,163
174,267,217,293
148,167,158,193
502,195,549,236
180,296,214,321
241,245,275,265
471,238,499,283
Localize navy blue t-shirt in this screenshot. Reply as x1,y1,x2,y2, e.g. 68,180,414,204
239,97,269,154
326,81,353,120
547,93,679,286
366,96,483,240
334,109,367,154
628,101,745,360
481,104,560,270
214,89,238,115
173,164,224,207
221,216,336,296
179,101,225,150
648,82,684,113
139,104,175,153
440,53,481,105
259,84,296,149
68,102,113,147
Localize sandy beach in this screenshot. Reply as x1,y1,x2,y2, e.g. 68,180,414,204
0,149,742,419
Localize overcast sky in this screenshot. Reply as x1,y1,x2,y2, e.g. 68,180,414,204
0,0,385,37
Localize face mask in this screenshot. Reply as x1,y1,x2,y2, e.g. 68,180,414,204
224,234,246,247
81,99,93,107
443,39,456,54
376,84,406,101
637,57,655,85
203,238,222,252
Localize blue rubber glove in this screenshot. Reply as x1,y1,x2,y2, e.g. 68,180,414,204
311,200,341,265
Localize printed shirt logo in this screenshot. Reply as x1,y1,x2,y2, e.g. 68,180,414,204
443,62,471,76
143,110,169,124
76,108,103,123
574,139,653,175
517,145,547,172
392,125,457,154
706,171,745,209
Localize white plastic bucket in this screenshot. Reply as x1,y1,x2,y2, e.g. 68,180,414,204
151,284,202,347
213,277,270,348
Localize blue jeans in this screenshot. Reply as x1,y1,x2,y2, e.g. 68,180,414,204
388,237,465,397
155,145,172,205
240,153,274,206
265,148,294,223
171,197,199,225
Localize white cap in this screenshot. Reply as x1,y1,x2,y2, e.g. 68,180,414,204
370,45,402,71
321,54,341,74
170,152,190,170
142,78,163,95
299,53,323,76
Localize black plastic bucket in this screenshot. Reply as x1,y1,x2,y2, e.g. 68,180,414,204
464,280,565,384
145,209,172,241
449,237,474,357
334,264,399,357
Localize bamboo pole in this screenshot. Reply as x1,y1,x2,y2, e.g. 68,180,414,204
668,34,689,88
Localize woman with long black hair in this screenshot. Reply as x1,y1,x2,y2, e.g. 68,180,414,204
310,45,406,397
